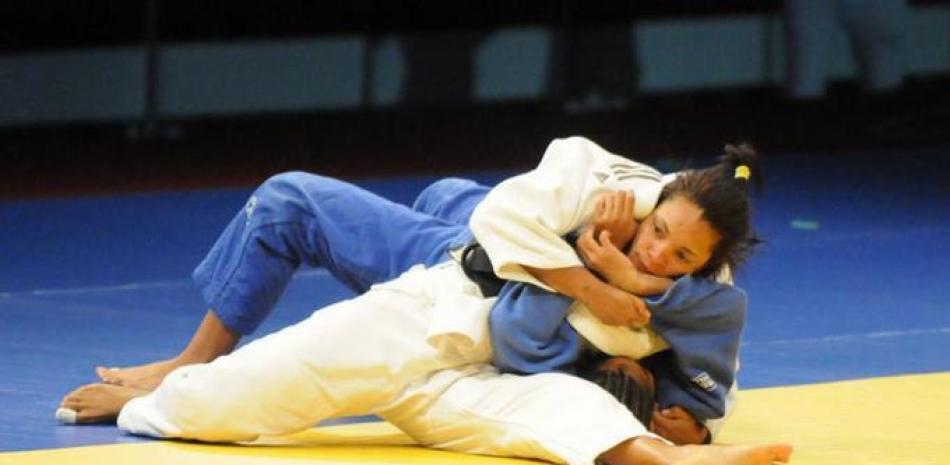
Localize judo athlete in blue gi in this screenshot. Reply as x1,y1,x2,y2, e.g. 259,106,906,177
93,173,487,391
59,137,789,465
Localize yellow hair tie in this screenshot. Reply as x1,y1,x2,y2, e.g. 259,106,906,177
734,165,751,180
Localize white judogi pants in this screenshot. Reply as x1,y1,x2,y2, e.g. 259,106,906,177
119,261,494,441
118,261,658,465
380,365,657,465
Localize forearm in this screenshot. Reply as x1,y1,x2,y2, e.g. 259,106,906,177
612,271,673,297
523,265,623,324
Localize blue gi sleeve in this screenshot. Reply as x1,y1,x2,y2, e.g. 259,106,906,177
489,281,584,375
644,277,746,421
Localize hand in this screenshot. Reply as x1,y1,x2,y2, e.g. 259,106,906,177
591,191,637,249
650,406,710,445
579,280,651,327
577,227,637,288
577,228,673,296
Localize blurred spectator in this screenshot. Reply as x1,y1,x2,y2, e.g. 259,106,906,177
783,0,909,99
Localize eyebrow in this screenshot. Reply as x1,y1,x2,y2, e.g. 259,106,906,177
655,214,698,261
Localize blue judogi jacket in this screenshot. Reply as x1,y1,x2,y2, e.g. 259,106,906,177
488,276,745,421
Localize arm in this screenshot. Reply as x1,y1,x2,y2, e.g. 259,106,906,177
576,227,673,296
648,379,740,445
578,189,673,296
523,265,651,327
469,137,665,326
469,136,665,289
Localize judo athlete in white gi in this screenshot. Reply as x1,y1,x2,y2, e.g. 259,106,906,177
60,137,791,465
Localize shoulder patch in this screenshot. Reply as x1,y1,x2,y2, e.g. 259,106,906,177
692,372,718,392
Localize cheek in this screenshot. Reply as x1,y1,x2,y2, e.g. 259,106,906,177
633,230,651,254
681,255,711,275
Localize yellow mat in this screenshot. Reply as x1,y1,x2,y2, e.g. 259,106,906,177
3,372,948,465
716,372,950,465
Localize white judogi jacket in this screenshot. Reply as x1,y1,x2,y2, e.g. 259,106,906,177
469,136,736,437
470,136,673,360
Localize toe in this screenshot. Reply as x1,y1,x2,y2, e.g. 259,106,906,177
96,366,121,383
60,397,80,409
55,407,78,424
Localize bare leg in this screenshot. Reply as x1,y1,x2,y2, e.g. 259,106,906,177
599,437,793,465
58,384,148,424
97,310,239,390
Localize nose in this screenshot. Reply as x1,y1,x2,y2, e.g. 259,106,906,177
647,244,669,270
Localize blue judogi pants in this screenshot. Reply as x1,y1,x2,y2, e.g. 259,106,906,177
193,172,488,335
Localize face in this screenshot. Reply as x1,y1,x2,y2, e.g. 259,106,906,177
627,195,720,278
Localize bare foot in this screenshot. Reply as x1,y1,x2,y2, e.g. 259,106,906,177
58,383,148,424
601,438,792,465
96,359,182,391
674,443,794,465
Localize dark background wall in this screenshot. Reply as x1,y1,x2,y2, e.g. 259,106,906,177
1,1,948,198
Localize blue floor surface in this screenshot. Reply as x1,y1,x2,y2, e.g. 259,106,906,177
1,148,948,452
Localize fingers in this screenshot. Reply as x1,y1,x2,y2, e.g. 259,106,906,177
577,228,599,265
622,190,635,219
582,228,613,256
597,231,626,257
631,296,651,326
607,191,621,220
607,191,633,219
578,227,598,254
650,406,669,435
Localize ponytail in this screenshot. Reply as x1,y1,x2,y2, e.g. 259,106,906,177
722,142,763,197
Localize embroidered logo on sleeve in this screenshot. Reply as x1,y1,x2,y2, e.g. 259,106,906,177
692,372,717,392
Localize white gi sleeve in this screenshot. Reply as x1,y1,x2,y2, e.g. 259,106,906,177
469,136,665,290
380,364,667,465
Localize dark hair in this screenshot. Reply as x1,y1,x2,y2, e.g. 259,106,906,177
657,142,763,278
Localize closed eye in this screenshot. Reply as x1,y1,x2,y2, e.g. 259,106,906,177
652,219,664,238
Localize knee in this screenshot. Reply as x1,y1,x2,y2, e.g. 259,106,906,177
412,177,485,215
250,171,323,221
256,171,314,200
417,178,479,198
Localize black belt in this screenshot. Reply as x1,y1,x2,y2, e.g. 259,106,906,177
460,242,506,297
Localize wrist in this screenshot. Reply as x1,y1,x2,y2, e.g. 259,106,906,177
524,265,603,302
608,268,643,295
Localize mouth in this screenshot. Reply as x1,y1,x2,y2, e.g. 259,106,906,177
631,251,651,275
